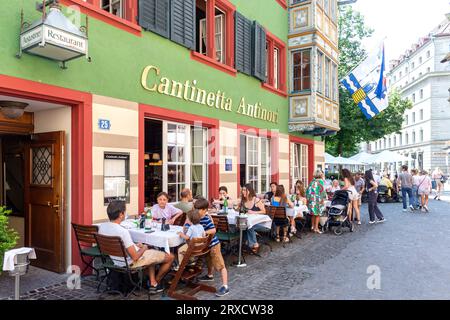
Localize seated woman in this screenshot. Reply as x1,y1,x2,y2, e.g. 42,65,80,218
151,192,183,225
380,174,393,197
270,185,294,243
212,186,232,210
237,183,267,254
289,182,307,235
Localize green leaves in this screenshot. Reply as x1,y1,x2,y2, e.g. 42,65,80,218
326,7,412,157
0,206,19,272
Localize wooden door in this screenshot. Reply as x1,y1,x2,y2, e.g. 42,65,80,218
25,131,65,273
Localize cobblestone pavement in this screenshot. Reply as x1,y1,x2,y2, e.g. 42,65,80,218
2,198,450,300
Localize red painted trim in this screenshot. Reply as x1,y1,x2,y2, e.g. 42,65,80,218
264,29,288,96
191,0,236,77
236,124,279,195
191,51,237,77
60,0,142,37
0,74,93,271
275,0,288,10
289,135,315,186
261,82,288,98
138,103,220,213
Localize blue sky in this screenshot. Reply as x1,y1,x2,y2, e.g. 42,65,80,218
351,0,450,63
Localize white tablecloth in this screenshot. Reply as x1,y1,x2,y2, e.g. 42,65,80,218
98,221,184,253
225,210,272,229
286,205,308,218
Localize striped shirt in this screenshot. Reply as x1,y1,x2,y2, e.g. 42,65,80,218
200,215,219,248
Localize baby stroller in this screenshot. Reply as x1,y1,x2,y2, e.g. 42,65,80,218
323,190,354,236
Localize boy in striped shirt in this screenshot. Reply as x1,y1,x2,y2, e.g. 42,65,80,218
194,197,229,297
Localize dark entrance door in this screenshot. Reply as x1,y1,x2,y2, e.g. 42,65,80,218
26,131,65,273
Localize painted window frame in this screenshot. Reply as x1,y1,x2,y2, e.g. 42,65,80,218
191,0,237,76
291,48,312,93
262,31,287,97
276,0,288,10
244,135,271,195
60,0,141,36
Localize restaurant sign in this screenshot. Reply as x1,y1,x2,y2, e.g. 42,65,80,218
141,65,280,124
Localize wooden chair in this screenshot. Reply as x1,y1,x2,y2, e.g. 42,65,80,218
72,223,102,280
211,214,240,264
173,212,187,226
266,206,291,246
167,235,216,300
94,234,149,299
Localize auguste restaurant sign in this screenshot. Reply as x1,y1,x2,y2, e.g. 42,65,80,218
141,65,280,124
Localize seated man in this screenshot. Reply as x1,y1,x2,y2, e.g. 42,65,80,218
99,200,174,294
174,188,194,214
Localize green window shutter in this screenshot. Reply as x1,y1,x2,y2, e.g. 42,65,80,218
170,0,196,50
252,21,267,82
235,11,253,76
138,0,170,38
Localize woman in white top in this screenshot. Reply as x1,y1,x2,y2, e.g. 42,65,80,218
341,169,360,225
431,167,444,200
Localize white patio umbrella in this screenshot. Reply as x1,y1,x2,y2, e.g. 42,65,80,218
325,152,339,164
370,150,410,163
349,151,374,164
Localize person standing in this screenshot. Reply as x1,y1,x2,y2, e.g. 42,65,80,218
417,170,432,213
432,167,444,201
341,169,360,225
365,170,386,224
354,172,365,213
398,165,415,212
306,170,327,234
411,169,421,210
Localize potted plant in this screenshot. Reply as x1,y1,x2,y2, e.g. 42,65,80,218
0,206,19,273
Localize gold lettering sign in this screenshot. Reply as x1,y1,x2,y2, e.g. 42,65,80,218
141,65,279,124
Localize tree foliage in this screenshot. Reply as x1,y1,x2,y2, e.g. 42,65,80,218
326,6,412,157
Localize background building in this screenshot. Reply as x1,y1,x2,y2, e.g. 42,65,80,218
368,14,450,174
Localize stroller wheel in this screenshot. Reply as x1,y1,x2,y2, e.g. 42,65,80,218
334,226,343,236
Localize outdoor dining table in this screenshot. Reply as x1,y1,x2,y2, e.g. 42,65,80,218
97,220,185,253
286,205,308,218
212,209,272,230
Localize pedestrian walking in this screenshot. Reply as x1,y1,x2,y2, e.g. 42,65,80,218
411,169,421,209
398,165,415,212
306,170,328,234
432,167,444,201
341,169,360,225
417,170,432,212
365,170,386,224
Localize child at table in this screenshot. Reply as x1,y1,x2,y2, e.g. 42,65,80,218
176,209,205,270
194,197,230,297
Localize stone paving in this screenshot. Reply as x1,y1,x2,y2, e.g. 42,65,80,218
2,198,450,300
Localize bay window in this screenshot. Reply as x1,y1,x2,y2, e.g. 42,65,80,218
317,50,324,93
325,57,330,98
292,49,311,92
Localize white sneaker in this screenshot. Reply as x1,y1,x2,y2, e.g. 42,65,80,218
409,205,415,212
402,209,407,212
357,221,362,225
424,205,429,212
376,218,386,223
369,220,376,224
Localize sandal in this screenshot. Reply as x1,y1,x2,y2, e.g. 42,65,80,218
284,237,290,243
251,245,260,254
275,236,281,242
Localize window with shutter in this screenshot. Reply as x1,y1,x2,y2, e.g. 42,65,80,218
170,0,196,49
253,21,267,82
138,0,170,38
191,0,236,76
235,11,252,75
262,31,286,97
